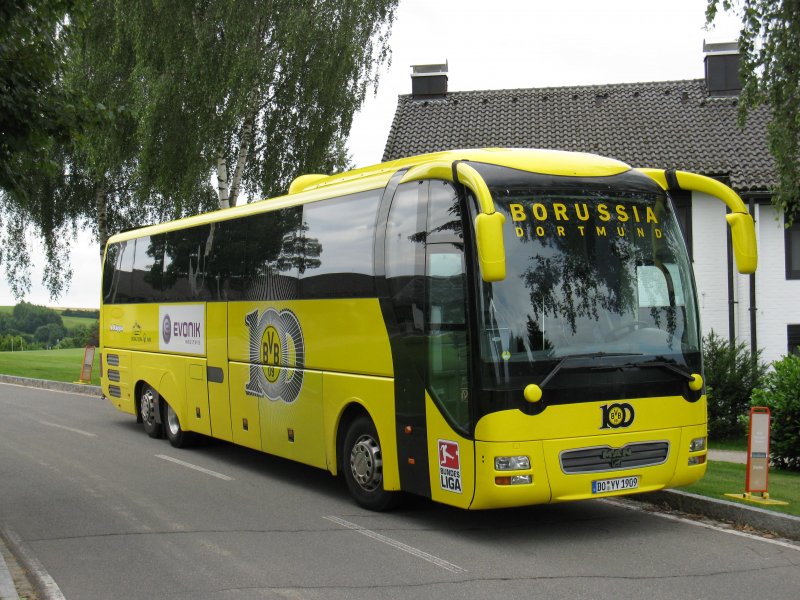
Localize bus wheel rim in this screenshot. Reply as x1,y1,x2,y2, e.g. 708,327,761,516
141,389,156,425
350,434,382,492
166,405,180,437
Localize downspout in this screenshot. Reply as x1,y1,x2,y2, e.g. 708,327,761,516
748,197,757,354
727,207,736,345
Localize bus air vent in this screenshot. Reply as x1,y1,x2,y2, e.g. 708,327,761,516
107,354,120,367
560,441,669,474
108,385,122,398
107,369,121,382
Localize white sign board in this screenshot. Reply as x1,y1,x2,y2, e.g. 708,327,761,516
746,407,770,493
159,305,205,355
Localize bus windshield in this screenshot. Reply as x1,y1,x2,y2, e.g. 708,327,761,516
477,183,701,389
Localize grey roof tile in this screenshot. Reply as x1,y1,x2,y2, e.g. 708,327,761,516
382,79,774,191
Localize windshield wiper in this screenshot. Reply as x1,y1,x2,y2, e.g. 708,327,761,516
589,359,694,382
538,352,643,388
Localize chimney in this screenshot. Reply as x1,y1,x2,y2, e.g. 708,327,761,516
703,40,742,96
411,62,448,98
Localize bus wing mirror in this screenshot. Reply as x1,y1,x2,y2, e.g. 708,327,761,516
474,212,507,282
455,162,507,282
637,168,758,274
726,212,758,274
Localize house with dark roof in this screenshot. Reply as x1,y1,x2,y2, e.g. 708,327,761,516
383,47,800,363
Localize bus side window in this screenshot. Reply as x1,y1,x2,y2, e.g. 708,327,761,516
385,181,426,333
426,181,469,430
102,242,121,304
113,240,135,303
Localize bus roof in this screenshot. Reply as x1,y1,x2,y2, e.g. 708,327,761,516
107,148,631,244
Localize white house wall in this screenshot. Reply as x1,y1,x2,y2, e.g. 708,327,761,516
690,195,800,365
754,204,800,364
691,191,730,342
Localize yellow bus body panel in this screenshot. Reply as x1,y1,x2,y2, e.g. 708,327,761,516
468,396,708,508
322,372,399,489
425,393,476,509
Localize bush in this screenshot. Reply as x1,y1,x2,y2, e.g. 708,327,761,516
703,331,768,440
751,354,800,471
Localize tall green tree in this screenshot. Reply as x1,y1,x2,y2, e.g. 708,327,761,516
707,0,800,223
0,0,88,298
1,0,397,301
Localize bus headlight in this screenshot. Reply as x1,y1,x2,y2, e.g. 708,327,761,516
495,455,531,471
689,437,707,452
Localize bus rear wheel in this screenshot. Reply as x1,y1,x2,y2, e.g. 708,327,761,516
343,416,397,511
140,385,162,439
164,401,197,449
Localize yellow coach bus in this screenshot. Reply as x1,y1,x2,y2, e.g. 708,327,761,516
100,148,757,510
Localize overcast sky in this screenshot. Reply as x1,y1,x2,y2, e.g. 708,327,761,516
2,0,741,309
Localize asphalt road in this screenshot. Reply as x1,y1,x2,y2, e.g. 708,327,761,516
1,383,799,600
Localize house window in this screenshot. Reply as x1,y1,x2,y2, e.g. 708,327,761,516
671,190,692,259
787,219,800,279
789,325,800,355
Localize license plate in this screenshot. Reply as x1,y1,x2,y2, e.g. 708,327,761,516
592,476,639,494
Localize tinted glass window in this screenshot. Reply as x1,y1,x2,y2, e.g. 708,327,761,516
427,180,463,244
787,219,800,279
128,235,165,302
300,191,379,298
244,206,302,301
102,243,120,304
163,226,210,302
113,240,135,303
385,181,426,332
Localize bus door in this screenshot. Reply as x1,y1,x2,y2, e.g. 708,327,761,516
206,302,232,441
383,178,472,501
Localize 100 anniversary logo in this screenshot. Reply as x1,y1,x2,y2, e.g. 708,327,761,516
245,308,305,403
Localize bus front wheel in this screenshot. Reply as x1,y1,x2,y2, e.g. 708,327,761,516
343,416,397,511
140,385,162,439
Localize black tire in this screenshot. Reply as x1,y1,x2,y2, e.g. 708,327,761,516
139,384,162,438
163,401,197,449
342,415,398,511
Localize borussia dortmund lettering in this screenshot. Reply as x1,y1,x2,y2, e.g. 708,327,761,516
245,308,305,403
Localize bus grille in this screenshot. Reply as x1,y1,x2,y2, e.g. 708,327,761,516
108,385,121,398
107,369,120,382
560,441,669,474
107,354,120,367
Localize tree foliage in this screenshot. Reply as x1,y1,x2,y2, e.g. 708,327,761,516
751,354,800,471
707,0,800,223
703,330,768,439
0,0,397,301
0,0,90,298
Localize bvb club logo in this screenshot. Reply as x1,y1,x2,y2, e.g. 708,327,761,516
245,308,304,403
162,314,172,344
600,403,635,429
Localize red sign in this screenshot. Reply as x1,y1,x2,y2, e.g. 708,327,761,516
439,440,460,469
438,439,462,494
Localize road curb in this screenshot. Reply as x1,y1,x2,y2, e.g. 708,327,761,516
0,374,101,397
0,525,65,600
634,489,800,541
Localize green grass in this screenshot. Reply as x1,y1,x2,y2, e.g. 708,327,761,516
683,460,800,517
61,314,98,329
0,305,98,330
709,437,748,452
0,348,100,385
